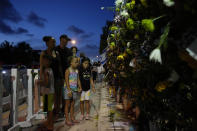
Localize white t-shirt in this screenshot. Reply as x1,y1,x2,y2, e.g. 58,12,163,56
97,65,104,74
92,66,98,72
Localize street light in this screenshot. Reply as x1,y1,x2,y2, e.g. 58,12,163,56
2,70,6,74
71,40,76,45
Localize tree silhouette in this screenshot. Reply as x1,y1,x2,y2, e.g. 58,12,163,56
0,41,40,67
99,21,112,54
0,41,14,64
14,41,33,65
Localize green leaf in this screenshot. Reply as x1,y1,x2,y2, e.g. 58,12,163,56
126,18,135,30
141,19,155,32
110,26,118,31
158,23,170,48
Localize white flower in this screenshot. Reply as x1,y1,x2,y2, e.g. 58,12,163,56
115,0,123,7
163,0,175,7
149,48,162,64
186,48,197,60
101,7,104,10
127,42,131,48
114,15,121,23
129,59,135,67
120,10,129,17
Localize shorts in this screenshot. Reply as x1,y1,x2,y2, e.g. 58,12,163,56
43,94,54,112
80,90,90,101
63,87,78,100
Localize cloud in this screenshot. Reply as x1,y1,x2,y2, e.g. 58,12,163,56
27,12,47,27
0,0,22,23
80,32,94,39
67,25,94,40
85,44,98,49
0,20,15,34
78,44,99,57
0,0,30,35
0,20,29,34
26,34,34,37
16,27,28,34
67,25,85,35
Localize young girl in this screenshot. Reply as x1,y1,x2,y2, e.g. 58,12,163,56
79,57,96,120
64,56,81,126
38,55,54,130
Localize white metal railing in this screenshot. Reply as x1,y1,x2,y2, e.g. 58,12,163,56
0,68,42,131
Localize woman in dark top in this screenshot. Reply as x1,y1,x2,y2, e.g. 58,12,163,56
40,36,63,121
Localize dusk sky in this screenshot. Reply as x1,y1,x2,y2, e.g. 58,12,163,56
0,0,115,58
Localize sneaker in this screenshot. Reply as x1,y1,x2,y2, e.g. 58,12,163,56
85,114,90,120
80,115,84,121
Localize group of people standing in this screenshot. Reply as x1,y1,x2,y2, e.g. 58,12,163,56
37,34,96,130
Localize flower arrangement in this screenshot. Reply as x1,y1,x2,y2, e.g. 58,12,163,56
101,0,197,130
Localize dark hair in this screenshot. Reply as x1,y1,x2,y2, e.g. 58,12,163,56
43,36,53,43
71,46,79,52
81,57,90,64
60,34,71,41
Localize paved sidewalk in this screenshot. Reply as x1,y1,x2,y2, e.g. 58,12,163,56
21,82,113,131
54,82,113,131
53,82,102,131
98,85,111,131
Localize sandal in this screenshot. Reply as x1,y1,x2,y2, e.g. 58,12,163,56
71,119,80,123
65,121,74,126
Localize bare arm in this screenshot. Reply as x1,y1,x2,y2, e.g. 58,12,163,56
43,70,49,86
90,77,95,92
65,69,71,91
38,69,49,87
78,74,82,92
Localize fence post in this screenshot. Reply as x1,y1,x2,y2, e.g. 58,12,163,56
27,69,33,120
11,69,18,126
0,71,3,131
33,69,39,113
